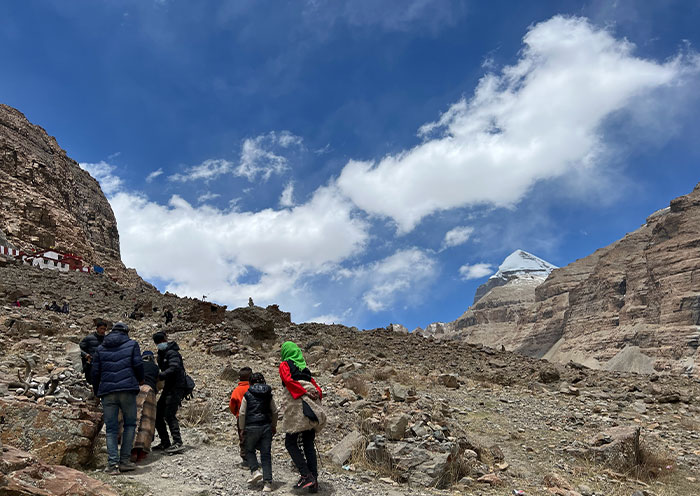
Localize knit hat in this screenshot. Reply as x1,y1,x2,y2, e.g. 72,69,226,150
112,321,129,333
152,331,167,344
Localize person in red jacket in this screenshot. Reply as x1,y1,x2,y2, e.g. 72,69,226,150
229,366,252,466
279,342,325,493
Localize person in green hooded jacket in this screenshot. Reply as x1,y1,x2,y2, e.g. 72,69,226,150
278,341,325,493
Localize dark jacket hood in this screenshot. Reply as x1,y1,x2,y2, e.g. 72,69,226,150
103,330,130,348
165,342,180,352
249,383,272,396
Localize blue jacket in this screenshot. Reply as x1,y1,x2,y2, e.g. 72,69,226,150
91,330,144,397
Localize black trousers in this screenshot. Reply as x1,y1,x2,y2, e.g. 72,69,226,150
285,430,317,478
155,390,182,446
245,424,273,482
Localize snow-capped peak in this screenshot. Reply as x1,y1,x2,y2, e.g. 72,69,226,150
490,249,557,280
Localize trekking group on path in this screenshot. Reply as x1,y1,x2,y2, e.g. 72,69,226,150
82,320,326,493
81,321,189,475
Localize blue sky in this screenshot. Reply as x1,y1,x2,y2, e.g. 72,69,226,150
2,1,699,330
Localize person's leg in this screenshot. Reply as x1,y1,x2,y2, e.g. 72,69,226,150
101,394,120,467
285,432,310,476
163,391,182,445
301,429,318,478
259,425,273,483
119,392,138,464
244,426,262,472
237,424,248,463
154,393,171,448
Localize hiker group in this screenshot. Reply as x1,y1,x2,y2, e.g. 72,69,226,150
82,320,326,493
80,321,190,474
230,341,326,493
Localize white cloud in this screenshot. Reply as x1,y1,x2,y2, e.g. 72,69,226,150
110,184,369,315
167,131,303,183
336,248,437,312
146,168,164,183
80,161,123,195
442,226,474,249
197,192,221,203
459,263,492,280
337,15,699,233
279,182,295,207
236,131,302,182
169,159,234,182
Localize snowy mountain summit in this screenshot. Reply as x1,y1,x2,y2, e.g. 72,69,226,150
474,250,557,304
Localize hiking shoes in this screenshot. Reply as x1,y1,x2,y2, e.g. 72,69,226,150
152,443,170,451
119,461,136,472
295,474,316,490
307,480,318,493
164,442,184,454
103,465,120,475
262,482,273,492
247,469,263,484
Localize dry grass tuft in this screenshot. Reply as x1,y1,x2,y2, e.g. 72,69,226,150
179,400,215,427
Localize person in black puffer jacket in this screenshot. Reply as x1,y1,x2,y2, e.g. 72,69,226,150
152,332,187,453
80,320,108,382
91,322,144,474
239,372,278,492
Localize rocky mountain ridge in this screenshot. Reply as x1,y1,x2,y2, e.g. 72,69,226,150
416,183,700,379
0,104,142,286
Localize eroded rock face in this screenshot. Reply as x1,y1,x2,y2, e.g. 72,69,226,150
0,104,133,283
0,398,103,468
420,183,700,377
519,183,700,375
0,445,117,495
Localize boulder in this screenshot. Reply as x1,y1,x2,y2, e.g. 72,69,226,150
438,374,459,389
0,398,103,467
588,426,641,468
0,445,118,495
327,430,364,466
385,414,409,441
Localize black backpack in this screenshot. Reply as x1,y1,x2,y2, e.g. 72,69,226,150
182,374,195,400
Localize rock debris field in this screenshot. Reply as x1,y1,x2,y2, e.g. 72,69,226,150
1,261,700,496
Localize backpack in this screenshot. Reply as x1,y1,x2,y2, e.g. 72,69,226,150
182,374,195,400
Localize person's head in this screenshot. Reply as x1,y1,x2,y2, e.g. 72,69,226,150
142,350,155,362
281,341,302,361
239,367,252,382
249,372,266,385
96,320,108,336
112,321,129,334
152,331,168,351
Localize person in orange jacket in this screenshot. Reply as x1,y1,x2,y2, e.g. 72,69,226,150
229,366,252,466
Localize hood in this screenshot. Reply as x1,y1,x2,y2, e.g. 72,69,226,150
166,342,180,352
248,383,272,397
103,330,130,348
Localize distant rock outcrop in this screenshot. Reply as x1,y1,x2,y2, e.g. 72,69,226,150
0,104,141,285
419,183,700,378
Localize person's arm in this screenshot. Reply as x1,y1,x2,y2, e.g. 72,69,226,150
238,396,247,431
132,342,144,384
91,350,101,391
310,378,323,400
229,388,241,415
279,361,310,400
269,397,278,432
159,350,183,380
79,336,91,359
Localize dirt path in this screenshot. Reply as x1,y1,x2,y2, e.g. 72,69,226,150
89,430,436,496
